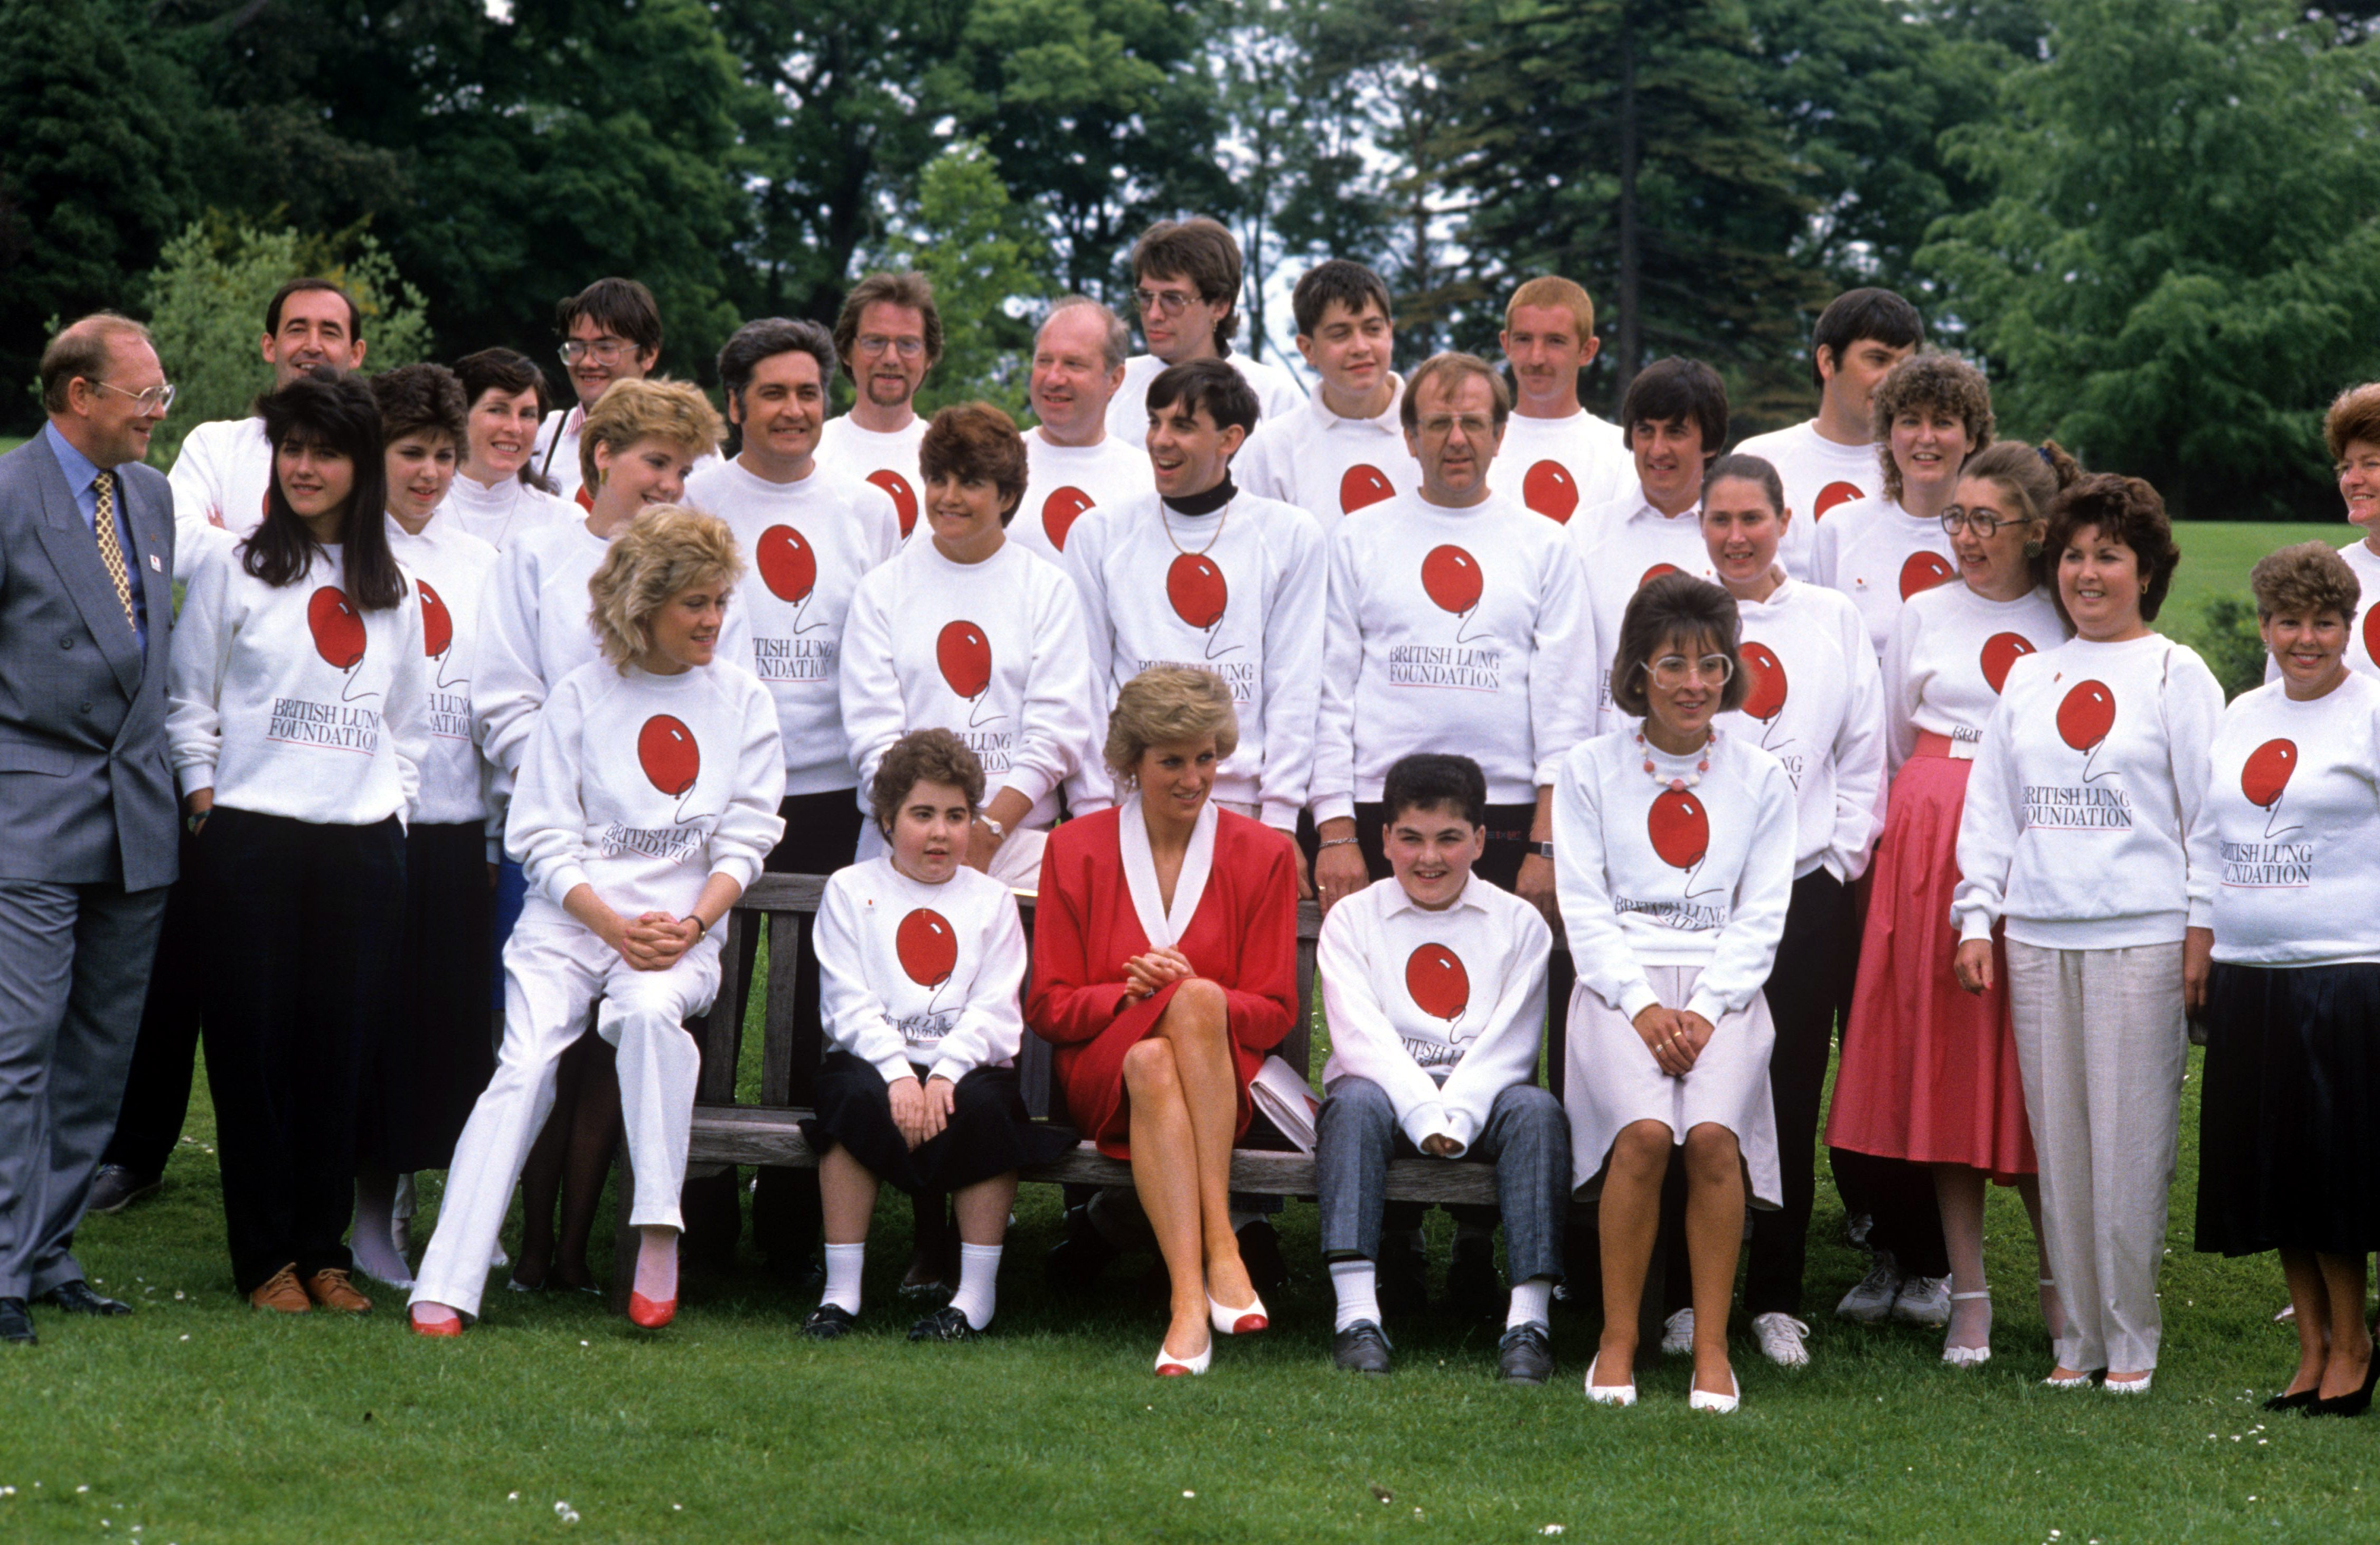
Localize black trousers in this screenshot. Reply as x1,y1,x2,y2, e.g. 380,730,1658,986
195,808,405,1294
1743,869,1856,1315
100,832,207,1180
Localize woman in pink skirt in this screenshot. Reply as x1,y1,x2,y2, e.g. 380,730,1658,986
1826,441,2075,1366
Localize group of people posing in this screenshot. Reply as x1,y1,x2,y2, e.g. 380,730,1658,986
10,215,2377,1420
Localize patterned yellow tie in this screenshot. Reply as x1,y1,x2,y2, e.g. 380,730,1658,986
91,469,137,632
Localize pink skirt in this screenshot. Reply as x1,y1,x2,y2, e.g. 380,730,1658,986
1826,753,2037,1181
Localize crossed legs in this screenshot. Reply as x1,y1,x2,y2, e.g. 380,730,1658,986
1122,980,1253,1363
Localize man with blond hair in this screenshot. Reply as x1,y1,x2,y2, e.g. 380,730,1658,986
1494,277,1634,530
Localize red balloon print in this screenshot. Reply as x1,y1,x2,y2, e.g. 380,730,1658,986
417,580,454,659
1521,460,1578,523
1899,550,1956,599
1421,545,1483,616
575,483,596,514
2240,739,2298,811
1648,788,1710,871
1404,944,1471,1023
307,586,366,671
1812,481,1861,520
2056,680,2116,754
757,525,817,605
1980,632,2035,694
936,620,992,701
869,470,920,539
1740,642,1788,721
2363,603,2379,666
1166,553,1229,631
895,908,959,991
1041,487,1094,551
1639,562,1682,590
636,714,700,798
1340,464,1395,514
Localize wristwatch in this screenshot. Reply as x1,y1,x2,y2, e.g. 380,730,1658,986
1532,841,1555,859
979,815,1007,842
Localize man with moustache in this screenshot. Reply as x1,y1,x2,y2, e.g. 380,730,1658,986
1008,297,1152,564
1238,260,1416,525
815,272,942,541
529,278,666,508
1494,277,1635,530
1103,219,1304,444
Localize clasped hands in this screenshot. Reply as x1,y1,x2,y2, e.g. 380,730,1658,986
888,1073,957,1148
1631,1003,1716,1077
574,890,704,973
1122,944,1197,1001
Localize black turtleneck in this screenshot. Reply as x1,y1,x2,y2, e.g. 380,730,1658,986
1162,475,1237,517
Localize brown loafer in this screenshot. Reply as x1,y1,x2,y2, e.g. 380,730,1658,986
304,1269,373,1314
249,1266,311,1314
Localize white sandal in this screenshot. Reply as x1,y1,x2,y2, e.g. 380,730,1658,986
1584,1349,1638,1407
1942,1289,1992,1368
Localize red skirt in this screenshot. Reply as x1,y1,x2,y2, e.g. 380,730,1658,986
1826,753,2037,1180
1056,979,1260,1161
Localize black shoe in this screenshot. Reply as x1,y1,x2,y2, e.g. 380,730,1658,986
1497,1322,1554,1384
1378,1238,1429,1317
2306,1355,2379,1418
908,1305,985,1342
86,1165,161,1216
801,1303,859,1341
1332,1319,1393,1374
2264,1387,2320,1412
1236,1217,1288,1297
1044,1204,1118,1294
0,1298,32,1345
1446,1235,1503,1321
37,1280,129,1317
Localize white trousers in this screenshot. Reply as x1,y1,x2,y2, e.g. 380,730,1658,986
2005,939,2186,1374
409,912,722,1320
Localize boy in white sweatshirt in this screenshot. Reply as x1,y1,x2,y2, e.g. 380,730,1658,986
1236,261,1417,524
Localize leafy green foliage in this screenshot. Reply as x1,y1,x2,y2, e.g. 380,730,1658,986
2185,595,2273,701
889,142,1055,418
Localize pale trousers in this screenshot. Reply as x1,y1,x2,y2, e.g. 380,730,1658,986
410,913,722,1320
2004,939,2186,1374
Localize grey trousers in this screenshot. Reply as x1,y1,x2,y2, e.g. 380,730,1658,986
0,879,168,1298
1315,1076,1568,1283
2005,939,2187,1375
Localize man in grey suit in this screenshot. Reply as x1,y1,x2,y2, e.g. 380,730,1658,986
0,314,180,1344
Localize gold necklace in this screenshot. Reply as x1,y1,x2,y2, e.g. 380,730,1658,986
1160,495,1230,558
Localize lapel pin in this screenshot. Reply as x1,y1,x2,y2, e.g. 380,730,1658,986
150,554,163,572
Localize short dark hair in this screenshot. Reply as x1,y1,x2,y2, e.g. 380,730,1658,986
1401,352,1512,432
718,317,837,412
1381,753,1487,829
370,363,467,449
254,368,404,610
1292,260,1393,337
1610,573,1749,718
1132,218,1244,351
919,402,1029,524
1146,359,1258,439
452,347,555,491
869,729,988,833
265,278,361,341
1701,453,1783,515
1621,358,1728,461
39,313,153,414
2250,540,2360,626
556,277,663,356
833,272,944,380
2045,473,2183,625
1809,288,1923,391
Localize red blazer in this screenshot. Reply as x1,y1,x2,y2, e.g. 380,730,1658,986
1027,806,1299,1158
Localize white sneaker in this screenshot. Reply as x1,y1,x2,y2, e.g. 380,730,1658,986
1752,1312,1811,1367
1659,1307,1695,1356
1835,1248,1903,1322
1891,1273,1952,1327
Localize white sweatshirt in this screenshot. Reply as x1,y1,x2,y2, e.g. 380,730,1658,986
1491,410,1635,531
439,470,575,551
2259,536,2380,686
1063,490,1326,826
815,856,1030,1085
165,417,272,582
1103,351,1306,445
529,406,591,507
1729,420,1884,582
1952,634,2225,950
1009,430,1154,563
384,516,499,833
815,414,928,541
1315,490,1594,821
1808,495,1960,657
684,457,901,794
1881,581,2071,774
1318,874,1551,1154
167,541,428,826
2191,673,2380,966
509,659,785,921
841,538,1093,828
1236,376,1416,525
1571,489,1717,730
1553,728,1797,1024
1715,579,1886,881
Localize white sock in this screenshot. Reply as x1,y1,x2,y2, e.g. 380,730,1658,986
822,1242,866,1315
1331,1260,1381,1332
1507,1278,1553,1331
949,1243,1002,1330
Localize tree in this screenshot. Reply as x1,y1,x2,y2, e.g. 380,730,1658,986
887,141,1056,418
1920,0,2380,517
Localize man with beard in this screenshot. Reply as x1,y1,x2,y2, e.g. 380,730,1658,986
815,272,942,542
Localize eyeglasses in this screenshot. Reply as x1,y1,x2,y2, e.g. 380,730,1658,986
559,338,636,365
91,379,176,414
1132,287,1202,318
1645,654,1734,690
1418,414,1496,439
1939,506,2017,536
854,335,926,360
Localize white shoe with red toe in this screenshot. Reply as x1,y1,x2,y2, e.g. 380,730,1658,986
1155,1331,1213,1377
1208,1291,1268,1335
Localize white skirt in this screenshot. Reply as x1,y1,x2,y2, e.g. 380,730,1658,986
1562,963,1782,1208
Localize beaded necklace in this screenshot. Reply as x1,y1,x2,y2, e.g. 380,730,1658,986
1635,726,1718,790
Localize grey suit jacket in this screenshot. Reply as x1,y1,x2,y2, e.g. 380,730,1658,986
0,434,179,890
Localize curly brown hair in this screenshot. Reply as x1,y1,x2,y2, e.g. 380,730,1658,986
2323,381,2380,464
869,728,987,832
1870,354,1995,504
2249,541,2361,626
2045,473,2182,625
919,402,1030,523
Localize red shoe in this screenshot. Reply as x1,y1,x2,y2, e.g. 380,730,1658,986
627,1292,676,1329
409,1305,463,1337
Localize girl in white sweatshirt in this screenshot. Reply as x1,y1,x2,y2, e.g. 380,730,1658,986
167,369,429,1312
410,507,785,1334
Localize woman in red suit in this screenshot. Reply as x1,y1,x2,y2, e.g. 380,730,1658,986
1029,665,1300,1376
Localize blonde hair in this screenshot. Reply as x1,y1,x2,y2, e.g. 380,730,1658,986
1504,276,1596,341
578,378,725,494
587,505,745,668
1103,665,1240,781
